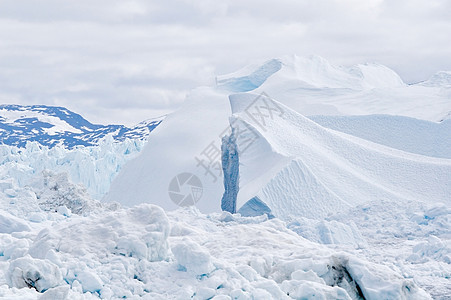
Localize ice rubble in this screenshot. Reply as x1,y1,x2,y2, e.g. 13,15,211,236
0,181,433,299
1,158,441,298
1,182,171,298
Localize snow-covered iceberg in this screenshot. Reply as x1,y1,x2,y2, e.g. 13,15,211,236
105,55,451,217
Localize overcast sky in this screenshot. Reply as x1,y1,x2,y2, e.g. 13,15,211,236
0,0,450,125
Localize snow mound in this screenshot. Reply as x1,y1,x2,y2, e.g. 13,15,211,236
26,203,170,263
229,93,451,219
218,55,405,92
0,210,31,234
32,171,102,215
287,218,366,248
172,239,215,275
421,71,451,87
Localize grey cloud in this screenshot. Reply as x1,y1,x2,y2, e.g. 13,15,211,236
0,0,450,125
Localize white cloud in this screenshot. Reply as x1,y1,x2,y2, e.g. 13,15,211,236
0,0,450,125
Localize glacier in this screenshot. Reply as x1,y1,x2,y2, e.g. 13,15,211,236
0,137,146,200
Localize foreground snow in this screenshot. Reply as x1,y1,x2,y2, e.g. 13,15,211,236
0,178,439,299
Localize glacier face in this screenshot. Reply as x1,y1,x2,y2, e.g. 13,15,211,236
0,104,163,148
0,138,146,200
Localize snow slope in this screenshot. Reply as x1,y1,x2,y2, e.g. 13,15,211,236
104,87,232,212
230,93,451,219
309,115,451,159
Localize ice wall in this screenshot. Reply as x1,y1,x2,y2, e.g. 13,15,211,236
0,137,146,200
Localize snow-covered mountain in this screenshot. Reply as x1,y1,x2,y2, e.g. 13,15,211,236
0,104,164,148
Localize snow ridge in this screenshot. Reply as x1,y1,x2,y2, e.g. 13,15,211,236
229,93,451,219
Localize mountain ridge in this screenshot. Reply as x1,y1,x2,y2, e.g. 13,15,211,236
0,104,164,148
